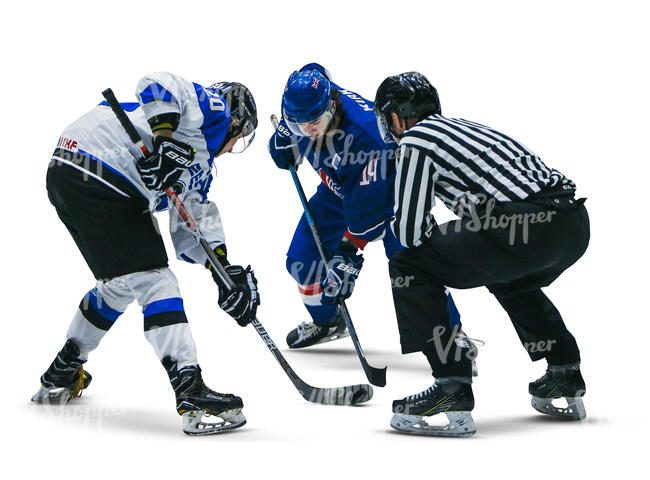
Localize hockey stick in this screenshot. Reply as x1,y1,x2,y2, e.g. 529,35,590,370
270,114,387,387
101,88,373,405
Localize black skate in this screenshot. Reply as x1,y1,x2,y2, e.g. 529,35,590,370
391,379,476,437
286,312,349,349
163,357,246,435
529,364,586,420
31,339,92,405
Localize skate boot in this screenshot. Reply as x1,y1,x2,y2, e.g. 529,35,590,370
163,357,246,435
31,339,92,405
529,363,586,420
455,329,483,377
286,311,349,349
391,378,476,437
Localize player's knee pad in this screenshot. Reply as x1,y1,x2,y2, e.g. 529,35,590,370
124,267,182,306
94,275,137,313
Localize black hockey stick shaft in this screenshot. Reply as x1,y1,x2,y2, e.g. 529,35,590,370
270,115,387,387
102,89,372,404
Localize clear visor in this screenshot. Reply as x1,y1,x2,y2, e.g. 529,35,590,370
286,109,333,139
375,110,397,144
230,119,256,154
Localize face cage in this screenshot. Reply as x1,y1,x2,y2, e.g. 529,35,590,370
375,109,398,144
285,99,335,139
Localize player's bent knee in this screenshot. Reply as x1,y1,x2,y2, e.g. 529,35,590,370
129,267,182,307
286,256,323,284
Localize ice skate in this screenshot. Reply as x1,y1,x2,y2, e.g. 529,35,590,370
31,339,92,405
529,363,586,420
163,357,246,435
286,312,349,349
390,378,476,437
455,329,483,377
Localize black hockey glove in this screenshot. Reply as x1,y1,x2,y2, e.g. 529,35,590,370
320,253,364,305
136,136,196,191
217,265,260,327
268,119,301,170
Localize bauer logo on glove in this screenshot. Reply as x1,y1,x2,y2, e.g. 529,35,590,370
321,254,364,304
136,135,196,191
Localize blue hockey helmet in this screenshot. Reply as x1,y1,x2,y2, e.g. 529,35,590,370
281,69,335,138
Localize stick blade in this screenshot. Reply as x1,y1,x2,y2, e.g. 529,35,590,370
300,384,374,405
363,363,387,387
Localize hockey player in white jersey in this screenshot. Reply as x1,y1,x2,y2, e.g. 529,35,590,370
32,72,259,435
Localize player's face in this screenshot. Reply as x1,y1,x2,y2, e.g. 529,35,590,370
217,118,256,156
286,101,335,139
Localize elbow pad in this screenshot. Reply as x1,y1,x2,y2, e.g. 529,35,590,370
148,112,180,133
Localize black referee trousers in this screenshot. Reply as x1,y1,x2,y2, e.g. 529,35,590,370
389,194,590,377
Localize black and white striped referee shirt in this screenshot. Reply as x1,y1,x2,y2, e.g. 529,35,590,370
392,115,576,248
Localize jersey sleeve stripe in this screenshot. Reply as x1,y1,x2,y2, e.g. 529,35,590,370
138,83,176,105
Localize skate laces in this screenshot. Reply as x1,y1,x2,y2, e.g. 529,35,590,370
405,384,436,402
297,321,321,335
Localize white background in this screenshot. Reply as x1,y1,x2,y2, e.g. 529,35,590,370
2,0,648,478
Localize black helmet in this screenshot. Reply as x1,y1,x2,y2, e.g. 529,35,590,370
374,72,440,142
209,81,258,153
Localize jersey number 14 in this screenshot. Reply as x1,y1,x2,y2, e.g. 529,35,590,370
360,157,379,186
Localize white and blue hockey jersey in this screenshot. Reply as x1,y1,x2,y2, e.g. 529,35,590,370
51,72,232,265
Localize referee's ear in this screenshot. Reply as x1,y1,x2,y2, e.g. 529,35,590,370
391,112,408,136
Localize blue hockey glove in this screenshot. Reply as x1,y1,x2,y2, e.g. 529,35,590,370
268,119,301,170
320,254,364,305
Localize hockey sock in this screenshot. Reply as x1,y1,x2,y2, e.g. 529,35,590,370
144,323,198,370
66,289,125,361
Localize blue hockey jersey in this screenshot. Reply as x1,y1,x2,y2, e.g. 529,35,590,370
281,85,397,246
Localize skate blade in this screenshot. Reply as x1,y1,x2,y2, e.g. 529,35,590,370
289,330,351,349
31,386,72,405
390,412,476,437
181,408,246,436
531,396,586,420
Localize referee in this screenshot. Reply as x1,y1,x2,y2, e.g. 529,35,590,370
374,72,590,436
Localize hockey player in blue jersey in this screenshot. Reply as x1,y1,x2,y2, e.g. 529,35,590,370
268,64,465,351
33,72,259,435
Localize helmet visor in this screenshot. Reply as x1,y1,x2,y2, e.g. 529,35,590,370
285,108,333,139
230,118,256,154
230,130,255,154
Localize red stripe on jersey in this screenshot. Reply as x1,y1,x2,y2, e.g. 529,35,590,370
344,231,368,250
297,282,322,296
